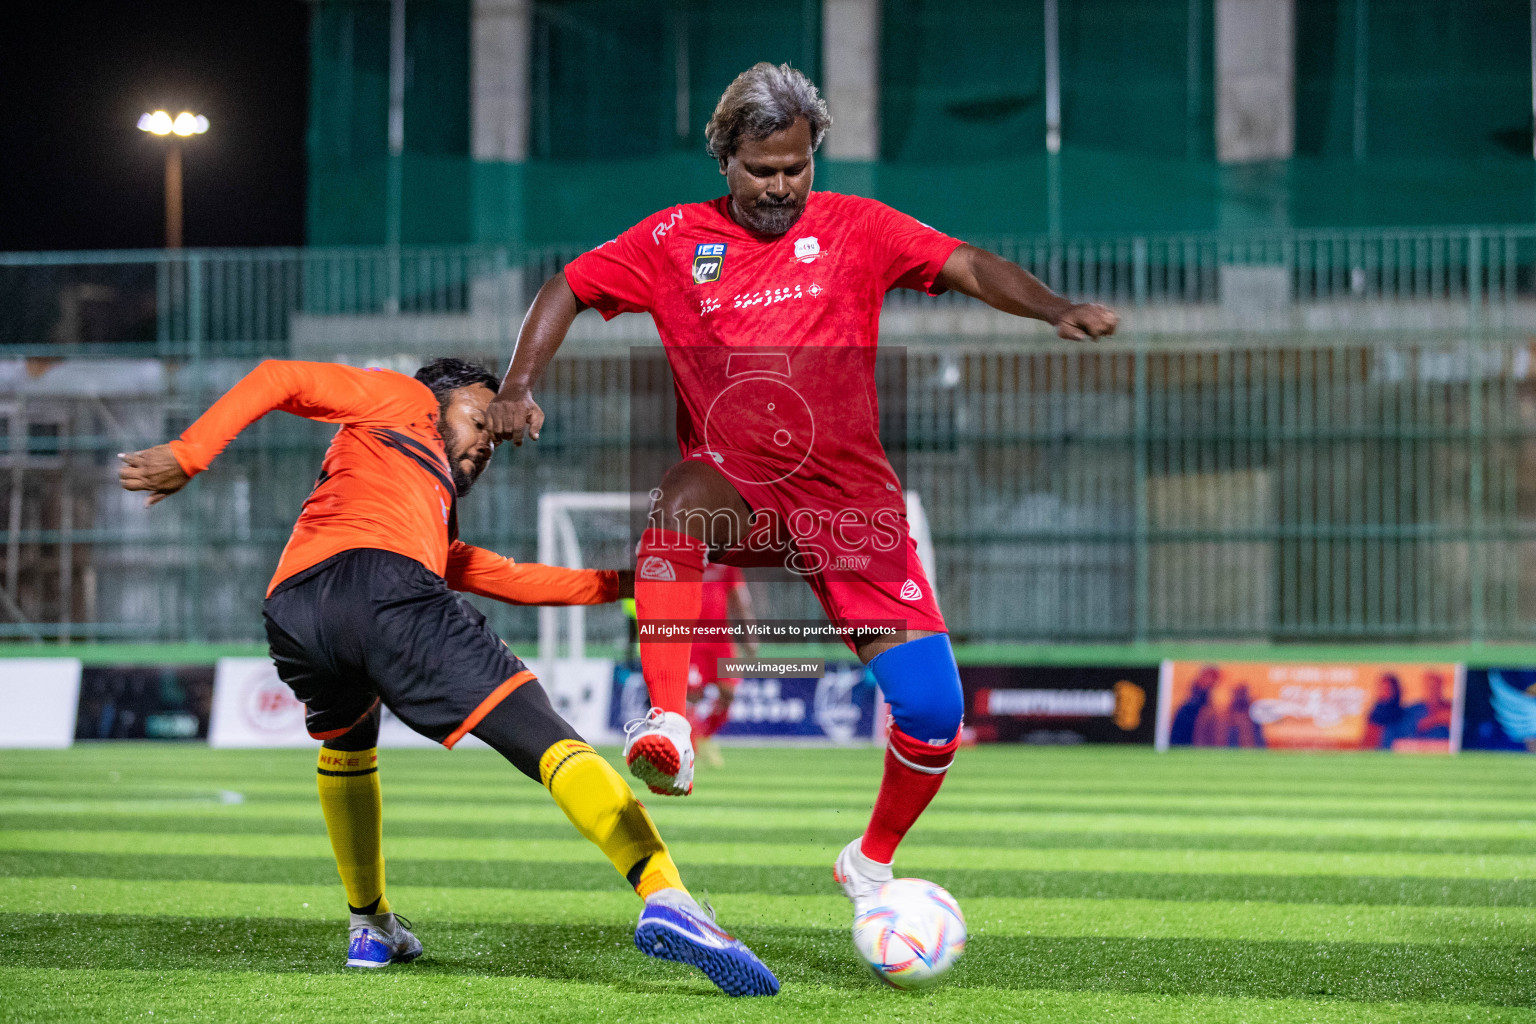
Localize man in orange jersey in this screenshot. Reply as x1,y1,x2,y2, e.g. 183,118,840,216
117,358,778,996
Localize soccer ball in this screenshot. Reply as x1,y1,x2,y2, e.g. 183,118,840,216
852,878,966,989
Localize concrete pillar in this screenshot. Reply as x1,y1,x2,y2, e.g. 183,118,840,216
470,0,529,249
821,0,879,161
471,0,531,162
1214,0,1294,163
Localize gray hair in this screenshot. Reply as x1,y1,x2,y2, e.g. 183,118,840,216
704,62,832,159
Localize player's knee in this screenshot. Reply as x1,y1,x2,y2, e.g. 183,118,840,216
868,633,964,744
471,679,584,782
321,701,381,752
648,461,746,549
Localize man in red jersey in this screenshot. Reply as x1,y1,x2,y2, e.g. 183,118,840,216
486,63,1117,921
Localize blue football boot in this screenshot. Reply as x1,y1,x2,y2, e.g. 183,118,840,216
345,912,423,968
634,889,779,996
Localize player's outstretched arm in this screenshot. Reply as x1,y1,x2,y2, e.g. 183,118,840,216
446,540,631,605
487,272,584,446
936,244,1118,341
119,360,433,508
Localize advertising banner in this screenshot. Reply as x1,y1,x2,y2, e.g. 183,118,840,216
960,665,1158,744
1462,669,1536,752
208,657,611,748
608,661,879,743
75,665,213,740
1156,660,1462,753
0,658,81,748
209,657,481,749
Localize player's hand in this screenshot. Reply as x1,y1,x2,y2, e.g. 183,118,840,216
1054,302,1118,341
486,389,545,446
118,445,190,507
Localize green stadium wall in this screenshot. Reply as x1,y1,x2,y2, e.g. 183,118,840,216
306,0,1536,248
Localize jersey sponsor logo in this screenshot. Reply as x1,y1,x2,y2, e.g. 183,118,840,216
651,210,685,245
693,243,726,284
638,555,677,581
899,579,923,601
793,236,823,263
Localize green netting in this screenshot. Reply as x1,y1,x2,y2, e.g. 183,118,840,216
529,0,818,160
302,0,1536,246
882,0,1214,163
307,0,471,245
1296,0,1531,161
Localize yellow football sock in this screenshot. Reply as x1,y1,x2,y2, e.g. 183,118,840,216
317,746,390,915
539,739,687,900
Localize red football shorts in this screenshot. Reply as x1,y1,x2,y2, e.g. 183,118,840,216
683,447,946,653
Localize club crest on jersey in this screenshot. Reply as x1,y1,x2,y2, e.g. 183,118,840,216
793,236,823,263
693,243,726,284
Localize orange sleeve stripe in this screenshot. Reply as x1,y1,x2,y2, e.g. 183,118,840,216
442,670,537,749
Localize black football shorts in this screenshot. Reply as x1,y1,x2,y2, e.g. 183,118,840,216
262,548,534,747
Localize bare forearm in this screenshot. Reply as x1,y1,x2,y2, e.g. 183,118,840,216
488,273,583,443
500,272,582,395
942,245,1069,322
937,244,1118,340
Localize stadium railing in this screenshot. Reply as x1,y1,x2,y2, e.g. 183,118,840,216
3,225,1536,646
3,226,1534,355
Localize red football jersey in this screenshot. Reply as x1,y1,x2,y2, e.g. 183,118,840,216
564,192,963,508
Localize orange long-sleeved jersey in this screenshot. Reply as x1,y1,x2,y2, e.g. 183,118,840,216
168,360,617,605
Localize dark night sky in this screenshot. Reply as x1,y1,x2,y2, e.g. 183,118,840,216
0,1,309,251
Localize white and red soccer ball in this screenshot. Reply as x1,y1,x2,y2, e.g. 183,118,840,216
852,878,967,989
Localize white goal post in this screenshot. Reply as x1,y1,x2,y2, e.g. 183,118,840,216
537,491,938,663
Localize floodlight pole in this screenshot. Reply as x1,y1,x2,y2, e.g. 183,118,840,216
164,144,183,250
1044,0,1062,239
138,111,206,247
386,0,406,313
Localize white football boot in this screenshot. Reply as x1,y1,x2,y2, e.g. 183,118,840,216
623,707,695,796
834,838,894,918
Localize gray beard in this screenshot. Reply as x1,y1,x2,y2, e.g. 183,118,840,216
739,199,803,235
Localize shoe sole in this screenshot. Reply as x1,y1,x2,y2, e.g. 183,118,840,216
634,921,779,997
627,736,691,796
345,945,423,968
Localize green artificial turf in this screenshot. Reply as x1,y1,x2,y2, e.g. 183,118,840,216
0,744,1533,1022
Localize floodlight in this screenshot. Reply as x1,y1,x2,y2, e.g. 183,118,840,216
137,110,174,136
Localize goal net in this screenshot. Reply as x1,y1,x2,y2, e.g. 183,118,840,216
536,490,939,662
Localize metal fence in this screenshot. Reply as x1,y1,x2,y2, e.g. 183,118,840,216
5,225,1536,354
5,226,1536,644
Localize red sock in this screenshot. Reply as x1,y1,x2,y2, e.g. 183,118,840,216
860,725,959,864
635,528,706,715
